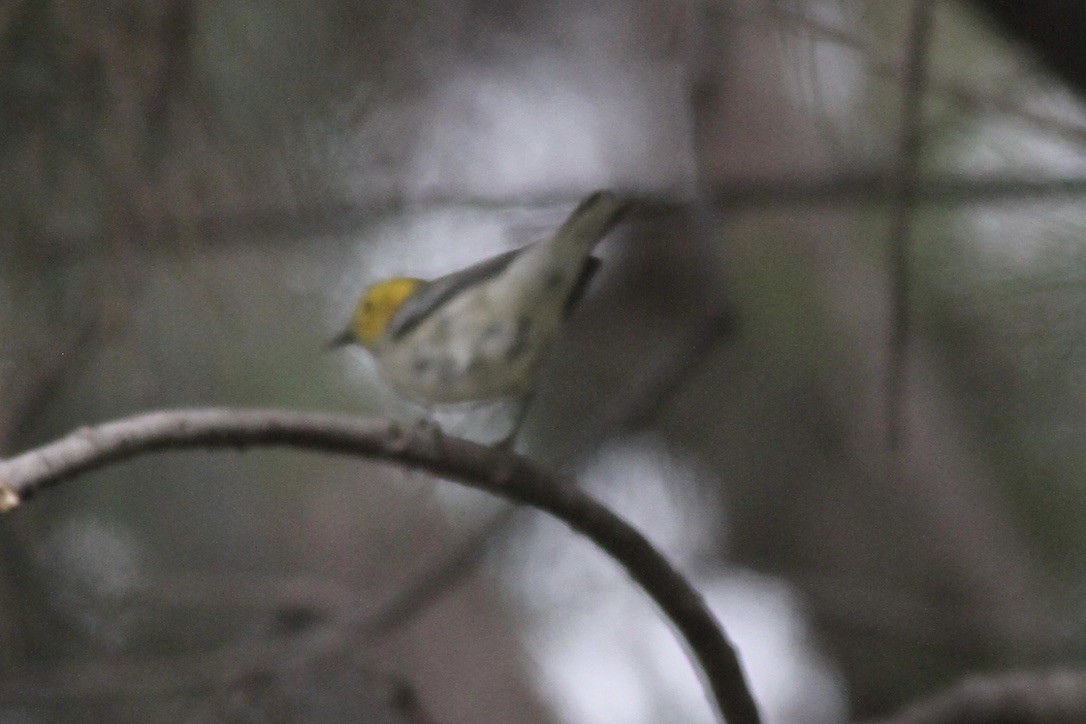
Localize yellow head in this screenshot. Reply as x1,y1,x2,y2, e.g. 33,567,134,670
343,277,424,348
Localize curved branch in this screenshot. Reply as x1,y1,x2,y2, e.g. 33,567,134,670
871,669,1086,724
0,408,760,724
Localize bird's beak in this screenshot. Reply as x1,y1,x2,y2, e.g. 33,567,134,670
326,328,356,350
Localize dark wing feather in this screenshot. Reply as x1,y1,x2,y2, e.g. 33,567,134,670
563,255,601,316
388,248,523,339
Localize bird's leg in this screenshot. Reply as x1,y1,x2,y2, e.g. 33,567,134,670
411,406,448,457
388,408,444,505
494,391,535,450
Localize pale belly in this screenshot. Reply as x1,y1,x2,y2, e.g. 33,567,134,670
376,299,560,403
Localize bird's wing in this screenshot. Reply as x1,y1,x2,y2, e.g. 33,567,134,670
388,247,524,340
388,191,618,340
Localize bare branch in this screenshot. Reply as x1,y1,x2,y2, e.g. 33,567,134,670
0,407,761,724
870,669,1086,724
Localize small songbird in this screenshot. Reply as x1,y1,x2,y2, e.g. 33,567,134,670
330,190,628,407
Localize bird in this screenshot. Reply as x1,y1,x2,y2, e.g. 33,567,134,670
330,190,629,425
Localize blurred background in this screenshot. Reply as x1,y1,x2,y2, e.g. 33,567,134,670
3,0,1086,721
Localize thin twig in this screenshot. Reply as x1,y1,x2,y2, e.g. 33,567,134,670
145,0,195,157
0,408,761,724
886,1,933,452
20,174,1086,252
707,175,1086,208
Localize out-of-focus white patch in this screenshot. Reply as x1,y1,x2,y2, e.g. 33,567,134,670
504,436,847,724
957,112,1086,269
777,1,868,154
956,99,1086,180
528,571,847,724
37,517,142,651
582,435,726,561
702,574,847,724
405,33,697,199
958,82,1086,270
961,199,1086,270
942,64,1086,269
